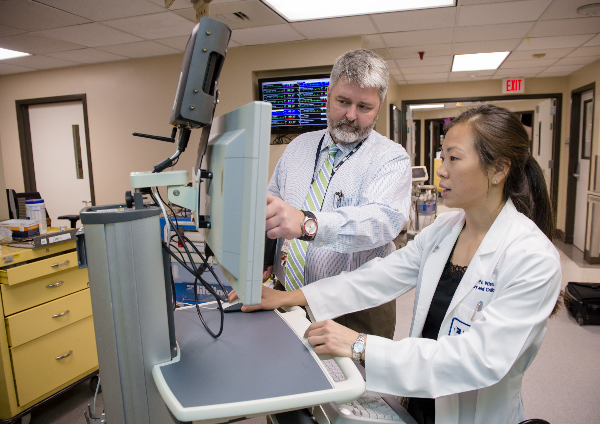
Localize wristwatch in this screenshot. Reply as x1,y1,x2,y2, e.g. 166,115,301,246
352,333,366,361
299,211,318,241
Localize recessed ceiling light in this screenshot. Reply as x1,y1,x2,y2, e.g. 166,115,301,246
452,52,510,72
410,104,445,109
0,47,30,61
261,0,455,22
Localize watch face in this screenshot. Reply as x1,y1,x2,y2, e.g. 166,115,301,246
352,341,364,354
304,218,317,236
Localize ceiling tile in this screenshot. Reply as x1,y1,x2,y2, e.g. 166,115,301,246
404,72,449,81
154,35,189,51
46,48,128,64
567,46,600,57
542,64,587,74
584,34,600,47
370,7,456,33
500,58,558,68
102,12,196,40
231,24,305,46
97,41,181,58
363,34,385,49
210,0,286,30
527,18,600,37
554,56,600,67
0,62,35,75
172,8,197,23
292,16,378,39
168,0,198,10
393,78,407,85
455,22,534,43
0,24,26,38
505,48,574,60
382,28,454,48
0,0,90,31
37,23,144,48
535,72,570,78
395,55,452,68
401,65,451,75
389,44,452,59
448,75,492,81
228,39,241,48
516,34,595,50
34,0,167,22
1,54,78,69
540,0,595,21
406,79,448,85
459,0,552,26
389,68,402,76
453,39,521,55
0,33,84,54
372,49,391,60
385,60,397,70
493,67,547,76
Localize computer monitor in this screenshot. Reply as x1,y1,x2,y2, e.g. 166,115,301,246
195,101,272,306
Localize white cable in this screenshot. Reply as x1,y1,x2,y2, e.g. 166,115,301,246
154,188,174,234
93,376,101,414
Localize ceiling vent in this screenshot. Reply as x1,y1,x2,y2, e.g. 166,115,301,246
217,12,251,23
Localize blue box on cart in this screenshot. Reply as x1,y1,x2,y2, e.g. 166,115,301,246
171,262,232,304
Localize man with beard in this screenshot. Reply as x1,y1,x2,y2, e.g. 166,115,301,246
263,49,411,338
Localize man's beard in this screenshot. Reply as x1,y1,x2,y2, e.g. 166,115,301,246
327,113,377,145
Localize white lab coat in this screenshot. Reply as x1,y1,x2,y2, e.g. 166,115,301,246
302,198,561,424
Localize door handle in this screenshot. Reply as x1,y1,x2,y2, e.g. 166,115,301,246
46,281,64,288
573,174,580,179
51,260,70,268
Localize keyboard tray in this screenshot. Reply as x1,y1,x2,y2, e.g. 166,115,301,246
153,306,365,423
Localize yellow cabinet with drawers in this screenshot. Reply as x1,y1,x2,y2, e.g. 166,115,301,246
0,238,98,420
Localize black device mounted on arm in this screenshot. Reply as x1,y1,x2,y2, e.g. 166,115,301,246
132,16,231,174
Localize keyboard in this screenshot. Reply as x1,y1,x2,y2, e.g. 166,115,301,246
320,359,417,424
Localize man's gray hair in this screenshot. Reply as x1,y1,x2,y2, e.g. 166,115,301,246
329,49,389,103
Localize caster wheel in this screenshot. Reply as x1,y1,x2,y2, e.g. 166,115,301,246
89,375,102,394
576,315,584,326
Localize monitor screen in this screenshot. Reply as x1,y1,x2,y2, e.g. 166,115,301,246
195,101,272,306
258,74,330,134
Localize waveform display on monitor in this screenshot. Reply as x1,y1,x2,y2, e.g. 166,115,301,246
260,76,330,132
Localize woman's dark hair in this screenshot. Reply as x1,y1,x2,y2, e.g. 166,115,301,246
444,104,555,240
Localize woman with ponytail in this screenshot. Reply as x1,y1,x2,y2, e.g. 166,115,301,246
235,105,562,424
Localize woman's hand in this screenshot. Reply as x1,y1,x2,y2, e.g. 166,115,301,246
229,286,308,312
304,320,365,359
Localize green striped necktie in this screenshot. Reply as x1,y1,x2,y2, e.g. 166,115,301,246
284,144,339,291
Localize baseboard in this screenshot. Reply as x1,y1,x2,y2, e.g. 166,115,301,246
584,249,600,265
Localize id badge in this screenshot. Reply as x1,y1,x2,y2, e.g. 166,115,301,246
448,318,471,336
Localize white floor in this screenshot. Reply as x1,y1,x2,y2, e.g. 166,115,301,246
27,243,600,424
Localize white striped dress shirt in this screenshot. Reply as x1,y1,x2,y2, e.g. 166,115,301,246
268,129,412,285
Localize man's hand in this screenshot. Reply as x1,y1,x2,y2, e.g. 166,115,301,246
266,194,305,240
304,320,365,359
241,286,308,312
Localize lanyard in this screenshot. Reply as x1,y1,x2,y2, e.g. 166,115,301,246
312,134,364,180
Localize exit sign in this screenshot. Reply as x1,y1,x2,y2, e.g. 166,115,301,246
502,78,525,94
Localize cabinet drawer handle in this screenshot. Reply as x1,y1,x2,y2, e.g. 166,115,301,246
51,260,70,268
46,281,64,288
52,310,70,318
56,350,73,360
